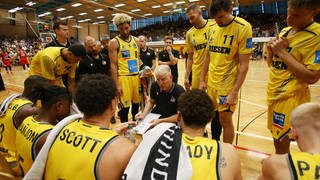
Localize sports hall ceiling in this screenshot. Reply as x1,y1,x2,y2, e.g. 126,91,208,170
1,0,278,24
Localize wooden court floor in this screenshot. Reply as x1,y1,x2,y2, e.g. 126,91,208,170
1,60,319,179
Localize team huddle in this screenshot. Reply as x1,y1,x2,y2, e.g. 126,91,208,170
0,0,320,179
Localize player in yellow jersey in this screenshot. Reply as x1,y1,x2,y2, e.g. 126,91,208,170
29,43,86,93
265,0,320,154
200,0,252,143
45,74,136,179
185,4,215,90
185,3,222,141
16,85,71,176
109,13,141,123
178,89,242,180
259,103,320,179
0,75,48,172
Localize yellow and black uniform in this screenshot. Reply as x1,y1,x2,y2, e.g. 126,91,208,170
115,35,141,108
182,134,221,180
15,116,53,175
267,22,320,140
45,119,119,179
287,152,320,180
206,17,252,112
29,47,77,87
0,98,32,163
186,19,215,88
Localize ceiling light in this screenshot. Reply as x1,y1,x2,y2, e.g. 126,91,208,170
144,13,152,16
43,12,51,15
173,9,181,12
94,9,103,12
56,8,66,11
137,0,147,2
112,13,121,16
152,5,161,8
26,2,36,6
97,16,105,19
163,10,171,13
163,3,173,6
200,5,206,8
66,16,74,18
8,7,23,13
79,12,87,15
189,0,199,2
131,9,141,12
93,22,99,25
99,21,105,23
60,17,67,20
72,3,82,7
115,3,125,7
176,1,185,5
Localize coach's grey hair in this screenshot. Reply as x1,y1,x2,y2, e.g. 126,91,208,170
154,65,171,76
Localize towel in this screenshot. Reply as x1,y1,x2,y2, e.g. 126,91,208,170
23,113,83,180
122,123,193,180
0,93,21,117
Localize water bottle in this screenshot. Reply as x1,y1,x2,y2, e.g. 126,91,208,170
125,124,137,143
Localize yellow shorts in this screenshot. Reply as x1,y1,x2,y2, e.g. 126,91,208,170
207,86,237,112
267,88,310,141
118,75,141,108
191,75,207,89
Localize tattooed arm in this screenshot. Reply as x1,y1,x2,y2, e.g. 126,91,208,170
219,143,242,180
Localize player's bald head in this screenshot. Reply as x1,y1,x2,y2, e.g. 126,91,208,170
84,36,96,45
291,103,320,134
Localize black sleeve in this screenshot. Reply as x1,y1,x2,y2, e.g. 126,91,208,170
173,50,180,58
151,49,156,60
77,60,88,75
150,82,158,101
158,51,164,61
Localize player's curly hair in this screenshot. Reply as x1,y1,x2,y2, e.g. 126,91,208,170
112,13,131,26
75,74,116,117
178,89,215,128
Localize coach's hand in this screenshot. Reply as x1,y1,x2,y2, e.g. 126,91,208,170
184,79,191,91
135,112,145,121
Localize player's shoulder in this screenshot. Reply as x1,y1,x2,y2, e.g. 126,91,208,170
234,17,251,27
207,19,216,26
304,22,320,36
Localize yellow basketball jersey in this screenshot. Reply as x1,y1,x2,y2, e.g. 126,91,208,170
45,119,119,179
267,22,320,101
186,20,215,78
115,35,140,76
287,152,320,180
182,134,221,180
15,116,53,175
29,47,77,87
0,98,32,162
207,17,252,91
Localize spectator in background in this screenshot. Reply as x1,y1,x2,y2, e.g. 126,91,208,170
158,36,180,84
138,35,156,71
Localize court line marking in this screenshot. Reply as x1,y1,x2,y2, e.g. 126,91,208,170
235,131,298,146
239,99,267,109
4,82,24,88
245,79,320,87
